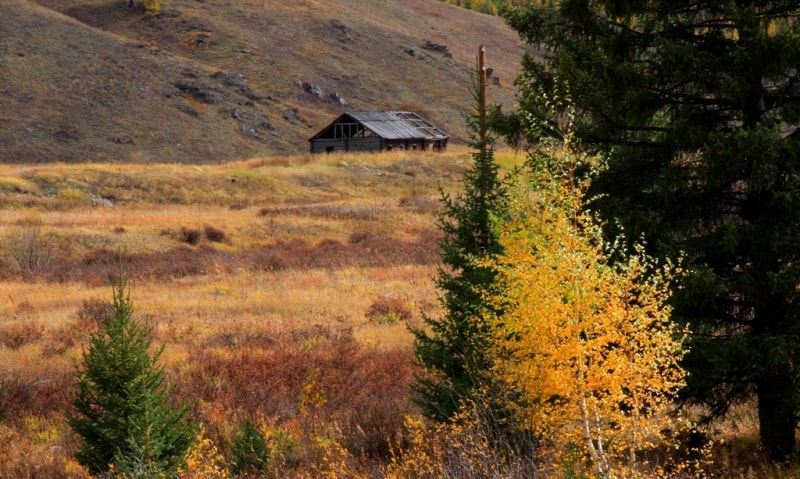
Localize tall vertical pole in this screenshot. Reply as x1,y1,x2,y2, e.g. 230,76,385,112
478,45,488,155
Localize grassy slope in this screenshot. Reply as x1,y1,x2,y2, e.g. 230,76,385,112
0,0,524,163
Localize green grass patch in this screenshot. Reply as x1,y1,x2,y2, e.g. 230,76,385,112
0,177,40,194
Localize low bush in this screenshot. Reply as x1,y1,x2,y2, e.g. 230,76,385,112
366,296,412,324
180,227,202,245
4,226,59,273
204,225,227,243
0,322,43,349
0,367,72,423
76,298,112,324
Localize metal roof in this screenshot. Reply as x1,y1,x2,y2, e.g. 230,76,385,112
311,111,449,141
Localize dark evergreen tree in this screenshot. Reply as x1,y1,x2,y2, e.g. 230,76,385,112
230,419,270,476
68,271,195,476
410,71,508,422
501,0,800,460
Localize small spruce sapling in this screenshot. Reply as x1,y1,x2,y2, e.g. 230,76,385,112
68,268,195,477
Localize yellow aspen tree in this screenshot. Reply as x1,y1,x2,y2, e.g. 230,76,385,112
488,113,689,477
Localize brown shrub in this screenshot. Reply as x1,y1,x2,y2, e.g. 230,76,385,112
348,232,370,244
76,298,112,324
180,227,202,245
4,226,59,274
177,329,417,462
0,424,83,479
204,225,227,243
34,227,441,285
365,296,412,324
41,321,91,357
0,367,72,423
325,348,416,457
0,322,43,349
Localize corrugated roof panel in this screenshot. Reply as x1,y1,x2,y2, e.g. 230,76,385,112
347,111,449,140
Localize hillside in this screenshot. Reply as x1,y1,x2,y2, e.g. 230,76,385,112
0,0,524,163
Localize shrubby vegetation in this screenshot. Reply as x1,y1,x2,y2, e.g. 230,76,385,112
4,224,58,274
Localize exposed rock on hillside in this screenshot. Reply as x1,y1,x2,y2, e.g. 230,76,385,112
2,0,524,162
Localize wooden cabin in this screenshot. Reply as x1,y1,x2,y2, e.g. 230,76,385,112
309,111,449,154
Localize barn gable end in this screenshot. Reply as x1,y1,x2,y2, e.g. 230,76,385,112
309,111,449,154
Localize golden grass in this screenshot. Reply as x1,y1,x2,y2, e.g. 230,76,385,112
0,150,791,478
0,151,447,477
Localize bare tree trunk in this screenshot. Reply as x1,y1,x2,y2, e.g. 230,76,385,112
758,365,796,461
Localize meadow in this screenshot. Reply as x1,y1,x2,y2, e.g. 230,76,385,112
0,149,487,477
0,149,789,478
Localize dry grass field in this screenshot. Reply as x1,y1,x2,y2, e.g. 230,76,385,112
0,148,519,477
0,149,795,478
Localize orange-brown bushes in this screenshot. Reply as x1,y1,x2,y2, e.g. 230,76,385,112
179,225,227,245
0,366,72,423
245,233,440,272
0,420,87,479
178,327,417,464
41,321,92,358
47,247,214,283
75,298,112,324
20,229,439,284
365,296,412,324
0,321,43,349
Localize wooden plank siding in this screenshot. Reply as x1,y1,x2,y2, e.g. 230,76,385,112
309,111,449,154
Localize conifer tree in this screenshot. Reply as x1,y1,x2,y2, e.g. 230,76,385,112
410,61,508,422
69,270,195,477
501,0,800,461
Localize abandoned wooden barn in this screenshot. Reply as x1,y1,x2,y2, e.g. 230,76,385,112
309,111,449,154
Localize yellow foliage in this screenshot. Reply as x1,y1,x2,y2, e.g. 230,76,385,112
486,122,689,477
178,427,230,479
299,369,328,416
63,458,92,478
384,413,538,478
308,434,369,479
141,0,166,15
